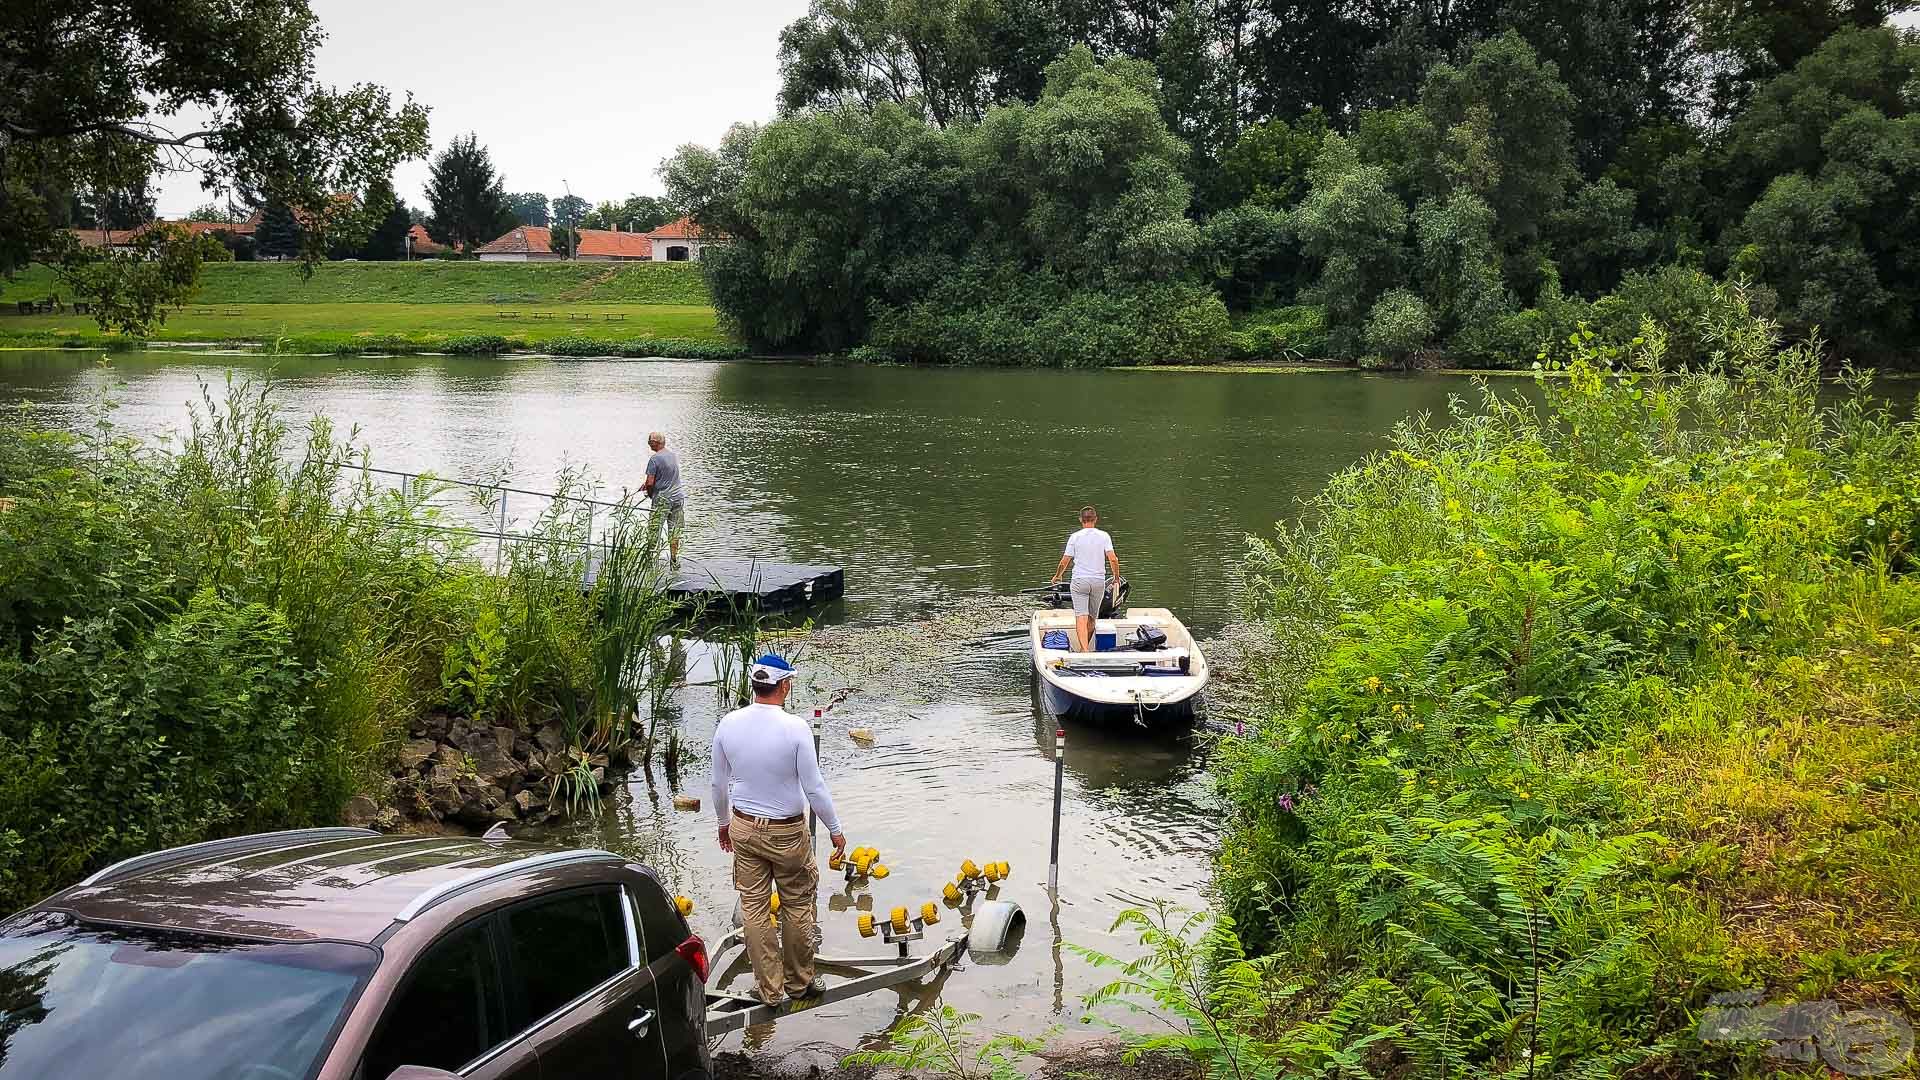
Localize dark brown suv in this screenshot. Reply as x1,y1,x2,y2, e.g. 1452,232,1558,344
0,828,714,1080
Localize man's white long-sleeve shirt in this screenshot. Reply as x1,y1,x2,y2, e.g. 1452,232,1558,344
711,702,841,834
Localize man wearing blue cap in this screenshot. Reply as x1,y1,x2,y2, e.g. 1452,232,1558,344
711,653,847,1006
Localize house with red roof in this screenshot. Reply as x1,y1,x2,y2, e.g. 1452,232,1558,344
474,216,725,263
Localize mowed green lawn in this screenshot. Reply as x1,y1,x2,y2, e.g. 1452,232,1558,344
1,302,726,347
0,260,714,306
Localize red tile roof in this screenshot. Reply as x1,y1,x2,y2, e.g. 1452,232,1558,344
407,224,448,253
574,228,654,259
66,219,253,249
66,228,142,249
476,226,554,256
644,216,710,241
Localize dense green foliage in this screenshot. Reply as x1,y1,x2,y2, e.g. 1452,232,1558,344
669,48,1229,365
424,133,516,253
0,0,429,332
1208,303,1920,1073
0,383,677,913
0,261,714,306
686,1,1920,366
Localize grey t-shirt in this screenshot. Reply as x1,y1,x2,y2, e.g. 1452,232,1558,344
645,449,684,507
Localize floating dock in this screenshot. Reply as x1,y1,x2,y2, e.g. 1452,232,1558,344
586,555,845,613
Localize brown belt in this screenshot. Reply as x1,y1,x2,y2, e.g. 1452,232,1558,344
733,809,804,826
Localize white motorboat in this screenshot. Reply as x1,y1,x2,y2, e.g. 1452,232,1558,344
1029,606,1208,727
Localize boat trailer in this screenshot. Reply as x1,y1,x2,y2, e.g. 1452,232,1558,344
702,863,1024,1035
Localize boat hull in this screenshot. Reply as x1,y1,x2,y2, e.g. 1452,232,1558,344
1036,672,1200,728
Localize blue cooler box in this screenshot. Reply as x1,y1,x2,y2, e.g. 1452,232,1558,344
1094,630,1117,651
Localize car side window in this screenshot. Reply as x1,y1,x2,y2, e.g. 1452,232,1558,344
363,918,507,1079
505,887,629,1021
629,878,686,961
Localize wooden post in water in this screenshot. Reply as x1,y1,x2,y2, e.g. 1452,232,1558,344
1049,728,1065,892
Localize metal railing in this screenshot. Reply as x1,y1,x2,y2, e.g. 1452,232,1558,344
339,462,652,576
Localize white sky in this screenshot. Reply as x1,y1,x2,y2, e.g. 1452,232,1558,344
153,0,809,217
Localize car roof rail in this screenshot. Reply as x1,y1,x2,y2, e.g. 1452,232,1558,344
392,849,621,923
76,828,380,889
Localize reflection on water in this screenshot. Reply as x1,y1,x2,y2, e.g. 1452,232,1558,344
0,350,1523,1048
0,350,1488,630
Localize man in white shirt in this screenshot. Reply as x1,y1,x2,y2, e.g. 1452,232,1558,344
711,654,847,1006
1049,505,1121,652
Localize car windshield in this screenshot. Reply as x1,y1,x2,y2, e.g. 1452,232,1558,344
0,913,376,1080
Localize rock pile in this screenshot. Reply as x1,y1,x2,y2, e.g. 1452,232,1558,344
347,711,617,830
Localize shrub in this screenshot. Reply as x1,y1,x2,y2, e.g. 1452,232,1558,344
1582,266,1775,366
443,333,513,354
866,274,1230,367
0,380,681,913
1216,302,1920,1075
1360,288,1434,367
1227,305,1330,361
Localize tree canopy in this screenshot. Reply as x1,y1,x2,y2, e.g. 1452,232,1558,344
423,133,513,252
1,0,428,330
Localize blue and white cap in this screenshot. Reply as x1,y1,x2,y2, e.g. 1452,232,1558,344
748,654,795,686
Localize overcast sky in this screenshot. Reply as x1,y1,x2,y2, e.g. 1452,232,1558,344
154,3,1920,218
153,0,809,217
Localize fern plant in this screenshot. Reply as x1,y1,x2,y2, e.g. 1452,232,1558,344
842,1006,1043,1080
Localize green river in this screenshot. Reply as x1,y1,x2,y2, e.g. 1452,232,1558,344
0,349,1520,1050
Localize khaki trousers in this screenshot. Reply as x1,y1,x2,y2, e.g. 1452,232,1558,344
730,814,818,1003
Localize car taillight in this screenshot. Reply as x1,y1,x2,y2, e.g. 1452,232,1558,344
676,934,709,982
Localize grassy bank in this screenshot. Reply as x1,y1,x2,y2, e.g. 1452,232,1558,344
1190,306,1920,1076
0,259,713,306
0,302,734,356
0,383,687,914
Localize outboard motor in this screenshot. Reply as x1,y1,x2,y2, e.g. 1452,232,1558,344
1041,575,1129,616
1132,624,1168,651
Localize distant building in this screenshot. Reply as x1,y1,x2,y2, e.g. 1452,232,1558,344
642,216,718,262
473,217,726,263
406,224,449,257
475,226,566,262
65,218,256,253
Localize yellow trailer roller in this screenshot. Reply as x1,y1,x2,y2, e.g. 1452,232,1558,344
921,903,940,925
890,906,910,933
856,913,876,938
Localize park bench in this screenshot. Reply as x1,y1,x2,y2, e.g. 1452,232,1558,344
497,311,520,319
14,301,31,316
602,313,627,322
73,301,92,315
568,313,591,322
224,308,243,316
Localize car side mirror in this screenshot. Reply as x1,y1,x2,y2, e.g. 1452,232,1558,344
387,1068,462,1080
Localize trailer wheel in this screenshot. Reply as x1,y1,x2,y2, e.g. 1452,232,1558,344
965,900,1025,961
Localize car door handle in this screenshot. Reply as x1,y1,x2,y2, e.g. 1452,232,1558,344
628,1007,655,1040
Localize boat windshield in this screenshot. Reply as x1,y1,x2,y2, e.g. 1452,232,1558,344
0,912,375,1080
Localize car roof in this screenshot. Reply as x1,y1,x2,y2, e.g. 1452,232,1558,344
39,830,624,944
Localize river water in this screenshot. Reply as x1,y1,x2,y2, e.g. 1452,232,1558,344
0,349,1498,1049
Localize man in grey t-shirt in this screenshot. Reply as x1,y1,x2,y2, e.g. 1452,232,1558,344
641,431,685,566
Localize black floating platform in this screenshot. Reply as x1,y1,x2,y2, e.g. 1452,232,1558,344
585,555,845,614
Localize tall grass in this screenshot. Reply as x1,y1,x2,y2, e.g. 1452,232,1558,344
0,374,688,909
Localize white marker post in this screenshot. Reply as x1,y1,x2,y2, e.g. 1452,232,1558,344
1048,728,1065,892
810,707,824,842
